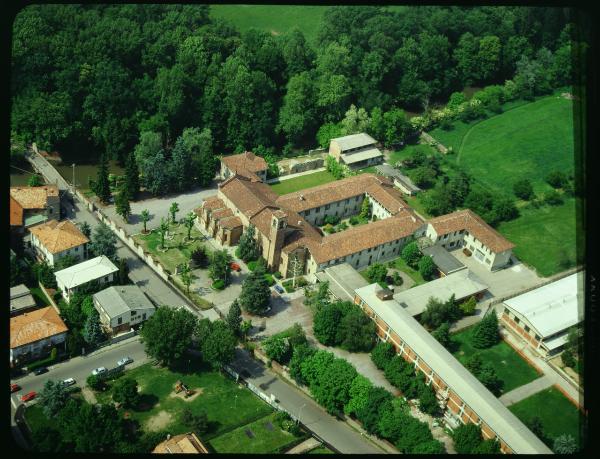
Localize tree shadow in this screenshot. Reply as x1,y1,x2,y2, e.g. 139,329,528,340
136,393,159,412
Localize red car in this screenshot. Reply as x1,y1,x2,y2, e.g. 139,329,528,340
230,262,241,272
20,391,36,402
10,384,21,393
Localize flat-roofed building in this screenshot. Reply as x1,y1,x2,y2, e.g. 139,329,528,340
93,285,156,335
500,272,584,357
329,133,383,169
55,255,118,303
354,283,552,454
374,164,422,196
421,245,466,276
10,306,68,367
29,219,89,266
315,262,369,302
10,284,38,316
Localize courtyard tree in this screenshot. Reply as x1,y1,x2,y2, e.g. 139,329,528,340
418,255,437,280
90,222,118,261
238,224,260,262
431,322,452,349
158,217,169,249
225,299,242,336
471,311,500,348
169,202,180,224
184,211,196,241
196,319,237,369
264,335,292,364
452,423,484,454
359,197,371,220
421,294,462,329
240,319,253,341
139,306,198,367
112,378,140,408
401,241,421,268
304,281,331,311
313,301,349,346
38,379,70,418
179,262,192,294
140,209,151,233
365,263,387,284
417,382,439,416
474,439,501,454
343,374,373,417
513,178,534,200
355,386,394,435
208,249,232,286
115,186,131,222
239,266,271,315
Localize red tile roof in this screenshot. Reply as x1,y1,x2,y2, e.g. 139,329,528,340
221,151,268,174
10,196,24,226
10,306,69,348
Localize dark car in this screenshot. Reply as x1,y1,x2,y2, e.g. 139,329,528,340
33,367,48,376
274,285,284,294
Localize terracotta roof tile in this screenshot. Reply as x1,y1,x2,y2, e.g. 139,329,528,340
10,306,68,348
10,186,59,209
221,151,268,174
212,208,234,220
29,219,89,254
219,216,243,229
153,432,209,454
428,209,515,253
10,196,23,226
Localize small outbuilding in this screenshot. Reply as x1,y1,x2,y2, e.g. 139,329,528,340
374,164,422,196
10,284,38,316
421,245,466,276
329,133,383,169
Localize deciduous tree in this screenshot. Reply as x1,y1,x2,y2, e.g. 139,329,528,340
112,378,140,408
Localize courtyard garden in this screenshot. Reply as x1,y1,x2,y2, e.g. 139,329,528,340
270,170,337,195
508,387,583,450
450,326,542,394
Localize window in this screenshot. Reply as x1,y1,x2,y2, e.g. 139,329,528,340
131,310,137,316
356,196,360,202
534,334,541,341
316,206,320,212
142,313,146,320
459,229,465,234
524,325,530,332
104,276,108,282
325,204,330,210
504,307,510,316
515,317,520,324
485,258,491,264
345,198,349,204
117,317,122,325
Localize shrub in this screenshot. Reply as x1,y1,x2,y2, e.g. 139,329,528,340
349,216,361,225
211,279,225,290
335,221,348,231
513,179,534,200
401,242,421,268
545,170,567,189
86,374,104,391
273,271,282,279
561,348,575,368
460,296,477,315
323,223,335,234
544,189,563,206
391,272,403,286
323,214,340,225
264,273,275,286
365,263,387,283
371,342,396,370
417,256,437,280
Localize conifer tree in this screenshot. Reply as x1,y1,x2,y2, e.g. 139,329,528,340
95,153,112,204
124,152,140,200
471,312,500,348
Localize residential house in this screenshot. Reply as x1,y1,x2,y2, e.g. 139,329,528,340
10,284,38,316
55,255,118,303
93,285,156,335
329,133,383,169
500,272,584,357
153,433,209,454
10,306,68,367
29,219,89,267
10,185,60,231
220,151,268,182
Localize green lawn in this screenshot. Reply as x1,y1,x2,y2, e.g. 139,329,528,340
308,445,336,454
94,361,273,440
270,170,337,195
387,143,438,166
360,256,426,287
29,286,50,307
451,328,542,394
497,197,581,277
509,387,583,449
133,224,205,273
209,412,304,454
23,404,53,433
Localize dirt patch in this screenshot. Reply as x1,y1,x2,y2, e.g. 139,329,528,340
81,387,98,404
561,92,576,100
146,410,174,431
168,387,204,403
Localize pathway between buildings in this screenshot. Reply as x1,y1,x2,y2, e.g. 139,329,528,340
266,167,326,184
499,375,554,406
285,437,321,454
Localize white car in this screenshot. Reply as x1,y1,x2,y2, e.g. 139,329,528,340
117,357,133,366
91,367,107,376
62,378,76,387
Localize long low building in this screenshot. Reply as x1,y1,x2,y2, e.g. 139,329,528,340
315,263,369,302
391,269,487,317
354,283,552,454
500,272,584,357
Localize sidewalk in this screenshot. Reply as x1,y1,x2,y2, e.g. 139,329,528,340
499,375,553,406
285,438,321,454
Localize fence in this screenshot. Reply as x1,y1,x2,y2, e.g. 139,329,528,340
38,281,61,315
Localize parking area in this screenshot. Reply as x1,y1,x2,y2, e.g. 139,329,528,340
450,249,544,299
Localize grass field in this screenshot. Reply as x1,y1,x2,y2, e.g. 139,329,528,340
360,256,426,287
509,387,583,449
451,328,542,394
308,445,336,454
209,412,304,454
270,170,337,195
387,143,438,166
133,224,205,273
29,287,50,307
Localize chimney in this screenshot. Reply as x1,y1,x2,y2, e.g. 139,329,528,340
298,220,302,226
376,289,394,300
166,434,171,440
299,194,304,201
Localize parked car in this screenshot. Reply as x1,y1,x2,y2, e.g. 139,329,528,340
117,357,133,366
274,285,284,294
33,367,48,376
91,367,107,376
10,384,21,393
62,378,76,387
230,262,241,272
20,391,36,402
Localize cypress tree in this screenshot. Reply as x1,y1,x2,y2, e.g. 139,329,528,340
95,153,112,204
124,152,140,200
226,299,242,336
471,312,500,349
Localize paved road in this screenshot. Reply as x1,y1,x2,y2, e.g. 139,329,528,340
499,375,553,406
230,349,384,455
26,151,213,320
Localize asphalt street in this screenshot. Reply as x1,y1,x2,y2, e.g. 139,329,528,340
230,349,384,455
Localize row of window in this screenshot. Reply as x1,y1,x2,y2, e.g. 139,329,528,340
503,308,541,340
